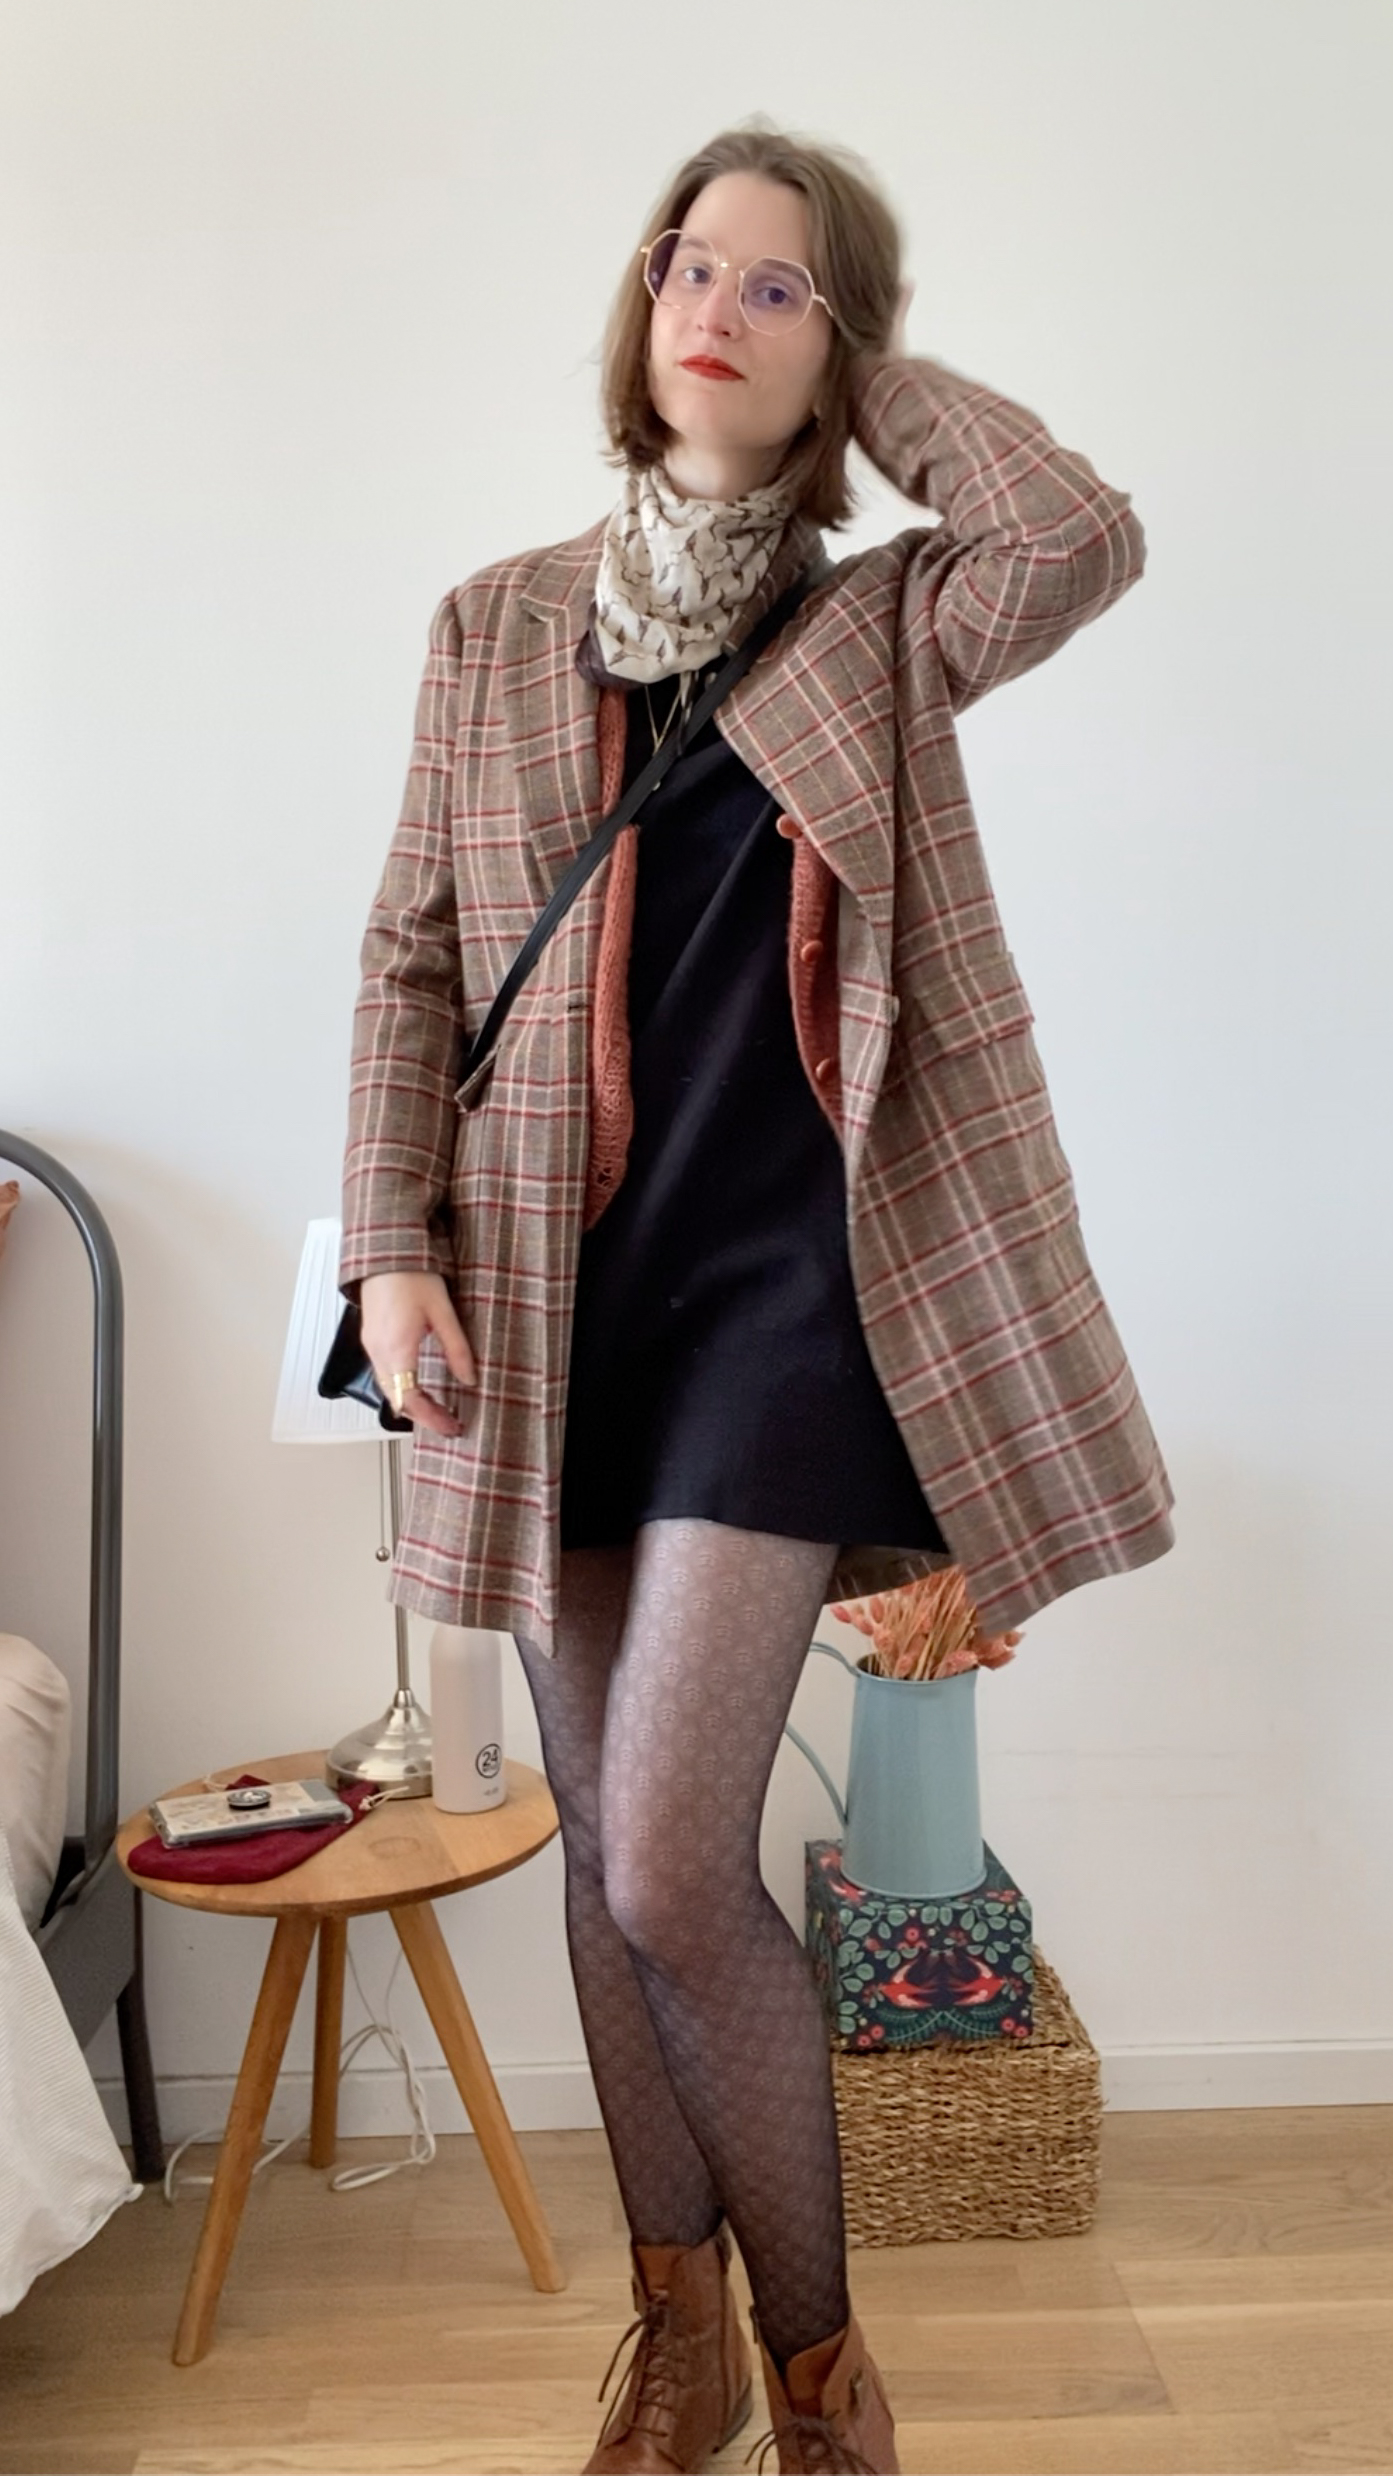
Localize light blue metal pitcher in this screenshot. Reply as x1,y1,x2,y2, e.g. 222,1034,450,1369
783,1640,987,1898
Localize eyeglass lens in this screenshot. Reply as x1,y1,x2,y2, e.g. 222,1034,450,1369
645,230,816,333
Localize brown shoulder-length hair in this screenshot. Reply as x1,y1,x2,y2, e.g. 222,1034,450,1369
599,118,903,532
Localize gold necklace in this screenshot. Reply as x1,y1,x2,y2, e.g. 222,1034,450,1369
641,666,698,758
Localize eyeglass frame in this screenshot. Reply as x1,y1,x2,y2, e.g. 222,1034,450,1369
637,226,844,337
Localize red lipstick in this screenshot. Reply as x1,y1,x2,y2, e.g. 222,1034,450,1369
680,355,743,380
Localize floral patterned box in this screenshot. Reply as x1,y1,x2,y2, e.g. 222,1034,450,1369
804,1838,1033,2051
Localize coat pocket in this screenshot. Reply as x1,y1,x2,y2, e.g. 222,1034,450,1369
454,1050,497,1113
871,944,1074,1241
896,946,1036,1062
452,985,588,1115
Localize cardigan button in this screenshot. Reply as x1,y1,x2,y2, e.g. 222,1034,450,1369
799,937,825,964
775,813,803,838
813,1056,835,1083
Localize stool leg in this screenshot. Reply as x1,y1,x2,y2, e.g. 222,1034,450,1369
390,1898,565,2293
173,1912,317,2366
310,1915,347,2169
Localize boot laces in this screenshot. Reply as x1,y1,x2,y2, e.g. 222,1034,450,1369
595,2291,683,2438
744,2417,877,2473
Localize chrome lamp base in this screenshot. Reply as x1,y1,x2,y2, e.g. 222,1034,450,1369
326,1685,433,1797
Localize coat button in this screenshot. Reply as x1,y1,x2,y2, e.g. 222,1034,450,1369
813,1056,834,1083
799,937,824,964
775,813,803,839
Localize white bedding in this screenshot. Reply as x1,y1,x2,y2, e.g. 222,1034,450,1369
0,1634,70,1930
0,1817,142,2311
0,1637,142,2313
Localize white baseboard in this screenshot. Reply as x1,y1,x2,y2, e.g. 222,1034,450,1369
1099,2040,1393,2110
97,2040,1393,2151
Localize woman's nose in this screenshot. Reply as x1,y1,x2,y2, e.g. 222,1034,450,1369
695,265,744,334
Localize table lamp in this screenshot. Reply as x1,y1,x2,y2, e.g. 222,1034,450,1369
272,1216,432,1797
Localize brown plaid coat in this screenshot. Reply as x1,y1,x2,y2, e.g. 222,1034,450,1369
340,351,1176,1655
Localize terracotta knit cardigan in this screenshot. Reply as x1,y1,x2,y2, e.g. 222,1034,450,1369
581,681,847,1232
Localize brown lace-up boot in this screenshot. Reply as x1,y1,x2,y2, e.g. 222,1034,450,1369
583,2221,754,2472
744,2305,900,2474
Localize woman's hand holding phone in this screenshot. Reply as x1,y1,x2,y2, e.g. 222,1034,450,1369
359,1271,477,1438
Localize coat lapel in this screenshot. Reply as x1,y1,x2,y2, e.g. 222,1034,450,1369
505,518,609,890
717,544,898,949
502,510,896,947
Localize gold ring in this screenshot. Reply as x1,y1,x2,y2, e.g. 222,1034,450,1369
389,1369,419,1414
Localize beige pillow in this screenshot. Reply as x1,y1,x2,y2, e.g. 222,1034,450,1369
0,1180,17,1264
0,1638,72,1931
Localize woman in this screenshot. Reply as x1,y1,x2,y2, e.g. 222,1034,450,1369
340,123,1174,2476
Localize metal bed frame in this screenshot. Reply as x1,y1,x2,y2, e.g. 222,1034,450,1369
1,1129,164,2182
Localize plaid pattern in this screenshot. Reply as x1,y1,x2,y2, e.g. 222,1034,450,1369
340,352,1174,1653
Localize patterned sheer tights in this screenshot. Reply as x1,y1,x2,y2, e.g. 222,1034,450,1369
514,1517,850,2370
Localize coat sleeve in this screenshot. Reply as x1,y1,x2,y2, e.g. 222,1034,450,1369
850,352,1146,712
338,589,466,1301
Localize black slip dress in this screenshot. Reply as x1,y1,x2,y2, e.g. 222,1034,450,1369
558,663,948,1559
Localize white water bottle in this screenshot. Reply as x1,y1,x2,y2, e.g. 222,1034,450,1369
428,1626,507,1813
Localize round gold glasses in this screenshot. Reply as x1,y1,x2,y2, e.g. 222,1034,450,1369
638,228,839,336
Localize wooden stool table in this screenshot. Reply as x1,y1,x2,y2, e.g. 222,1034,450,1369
116,1749,565,2365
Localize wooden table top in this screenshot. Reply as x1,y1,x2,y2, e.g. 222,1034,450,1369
116,1749,559,1918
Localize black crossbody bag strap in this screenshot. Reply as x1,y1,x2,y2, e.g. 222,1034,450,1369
453,557,825,1109
320,552,827,1427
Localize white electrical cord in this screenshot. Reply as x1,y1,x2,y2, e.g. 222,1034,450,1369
161,1937,436,2204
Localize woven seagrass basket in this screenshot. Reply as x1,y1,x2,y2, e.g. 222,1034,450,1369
831,1947,1102,2244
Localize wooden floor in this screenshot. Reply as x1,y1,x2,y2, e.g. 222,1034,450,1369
2,2108,1391,2474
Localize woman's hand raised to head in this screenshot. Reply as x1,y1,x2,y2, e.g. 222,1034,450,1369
359,1271,477,1439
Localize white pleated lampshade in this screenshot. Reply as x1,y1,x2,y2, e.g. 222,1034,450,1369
272,1216,380,1443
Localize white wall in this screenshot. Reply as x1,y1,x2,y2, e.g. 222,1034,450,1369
2,0,1390,2142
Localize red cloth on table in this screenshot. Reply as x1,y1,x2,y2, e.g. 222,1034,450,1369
125,1775,376,1884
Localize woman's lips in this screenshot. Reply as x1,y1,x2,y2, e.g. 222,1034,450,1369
680,357,743,380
